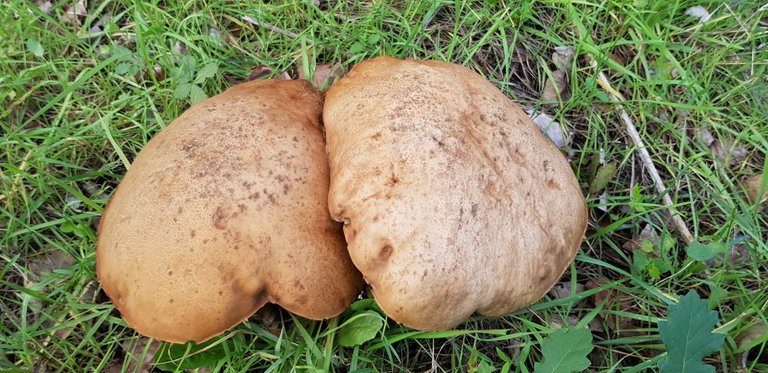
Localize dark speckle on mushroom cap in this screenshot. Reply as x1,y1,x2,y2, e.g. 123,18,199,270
96,79,363,343
323,57,587,330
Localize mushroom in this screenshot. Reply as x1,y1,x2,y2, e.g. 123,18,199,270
323,57,587,330
97,79,363,343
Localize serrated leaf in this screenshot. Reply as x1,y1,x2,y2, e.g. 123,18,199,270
336,310,383,347
112,46,133,61
194,61,219,84
154,338,231,371
115,62,133,76
658,291,724,373
174,83,193,99
687,241,722,261
647,261,661,280
534,328,594,373
188,84,208,104
589,163,618,194
26,39,44,58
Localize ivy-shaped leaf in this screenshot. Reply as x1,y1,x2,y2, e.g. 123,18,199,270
534,328,594,373
658,291,725,373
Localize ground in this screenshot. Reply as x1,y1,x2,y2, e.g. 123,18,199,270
1,0,767,372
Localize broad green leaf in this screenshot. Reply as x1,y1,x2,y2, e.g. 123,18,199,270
349,42,364,54
188,85,208,104
631,250,649,275
336,310,383,347
194,61,219,84
658,291,724,373
588,162,617,194
366,34,381,44
26,39,44,58
687,241,722,261
154,338,231,371
115,62,133,76
174,82,193,99
534,328,594,373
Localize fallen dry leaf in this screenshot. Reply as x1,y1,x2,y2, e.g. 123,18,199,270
29,249,75,280
246,66,291,82
548,282,585,305
552,46,575,72
548,315,581,329
744,174,767,204
541,46,574,103
525,110,568,148
62,0,87,26
737,320,768,368
587,278,638,337
36,0,53,15
541,70,568,102
698,127,748,165
685,6,712,23
622,224,659,253
253,304,282,336
298,62,345,90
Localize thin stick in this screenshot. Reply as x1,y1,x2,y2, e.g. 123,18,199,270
242,16,313,44
591,63,695,245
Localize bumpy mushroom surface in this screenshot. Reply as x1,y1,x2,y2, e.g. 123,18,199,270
324,57,587,330
97,79,363,343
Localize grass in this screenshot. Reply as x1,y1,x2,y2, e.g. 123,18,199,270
1,0,766,371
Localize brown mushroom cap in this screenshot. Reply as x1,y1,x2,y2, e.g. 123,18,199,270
97,79,363,343
323,57,587,330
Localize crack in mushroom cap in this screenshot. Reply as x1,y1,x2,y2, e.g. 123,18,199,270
97,79,363,343
323,57,587,330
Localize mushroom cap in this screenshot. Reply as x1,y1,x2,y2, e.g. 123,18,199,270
97,79,363,343
323,57,587,330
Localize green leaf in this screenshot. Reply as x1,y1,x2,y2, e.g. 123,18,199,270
188,84,208,104
154,338,230,371
647,261,661,280
631,250,649,275
26,39,44,58
687,241,722,261
115,62,133,75
336,310,383,347
588,162,617,194
366,34,381,45
194,61,219,84
174,82,193,99
658,291,725,373
349,42,364,54
534,328,594,373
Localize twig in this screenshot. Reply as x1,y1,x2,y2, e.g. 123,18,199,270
242,16,313,44
241,15,352,60
590,61,695,245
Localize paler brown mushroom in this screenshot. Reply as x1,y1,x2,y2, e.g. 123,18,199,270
323,57,587,330
97,79,363,343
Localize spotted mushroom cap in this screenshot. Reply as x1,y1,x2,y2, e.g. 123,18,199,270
97,79,363,343
323,57,587,330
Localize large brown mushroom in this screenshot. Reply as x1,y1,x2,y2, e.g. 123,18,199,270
323,57,587,330
97,79,363,343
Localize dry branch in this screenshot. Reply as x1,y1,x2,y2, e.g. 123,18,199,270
590,61,694,245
